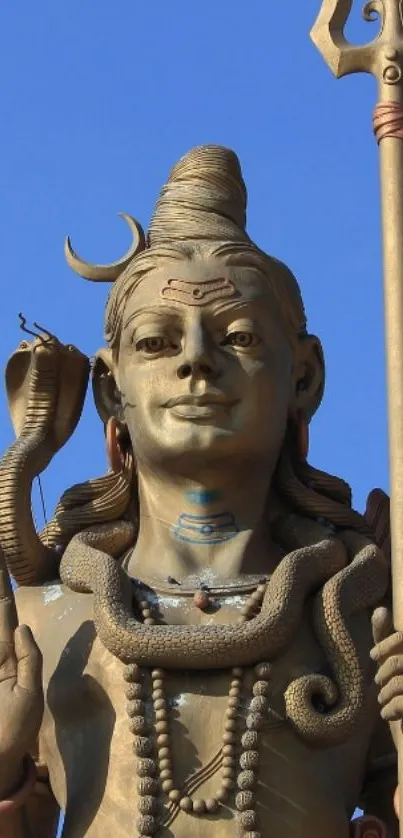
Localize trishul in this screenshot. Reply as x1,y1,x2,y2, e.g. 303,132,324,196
312,0,403,830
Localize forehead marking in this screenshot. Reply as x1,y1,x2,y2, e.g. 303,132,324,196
161,276,238,306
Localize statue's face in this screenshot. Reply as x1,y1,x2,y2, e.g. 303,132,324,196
116,258,296,474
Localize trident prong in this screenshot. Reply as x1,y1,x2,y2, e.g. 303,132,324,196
311,0,403,88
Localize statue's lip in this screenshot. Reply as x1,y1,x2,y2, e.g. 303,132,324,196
165,393,237,408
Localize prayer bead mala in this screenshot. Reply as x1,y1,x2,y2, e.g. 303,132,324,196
124,583,271,837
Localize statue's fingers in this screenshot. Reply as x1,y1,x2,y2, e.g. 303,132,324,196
370,632,403,665
380,695,403,722
378,675,403,707
375,655,403,687
0,567,18,649
14,625,42,695
372,605,394,646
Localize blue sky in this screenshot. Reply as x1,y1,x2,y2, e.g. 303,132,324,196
0,1,386,831
0,1,388,519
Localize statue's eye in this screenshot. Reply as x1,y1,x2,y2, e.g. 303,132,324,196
223,331,260,349
136,336,168,354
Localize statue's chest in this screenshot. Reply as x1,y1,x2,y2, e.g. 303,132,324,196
19,584,377,838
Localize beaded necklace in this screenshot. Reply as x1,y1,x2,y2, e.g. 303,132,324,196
124,582,273,838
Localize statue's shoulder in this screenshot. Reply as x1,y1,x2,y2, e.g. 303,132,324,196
15,579,93,651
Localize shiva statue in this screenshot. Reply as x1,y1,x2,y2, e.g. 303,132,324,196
0,145,401,838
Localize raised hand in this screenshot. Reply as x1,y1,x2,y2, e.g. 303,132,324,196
0,556,43,792
371,608,403,724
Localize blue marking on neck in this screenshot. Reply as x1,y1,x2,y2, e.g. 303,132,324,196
187,489,223,506
172,511,238,544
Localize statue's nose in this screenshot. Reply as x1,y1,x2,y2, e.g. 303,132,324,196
177,359,216,380
177,326,218,380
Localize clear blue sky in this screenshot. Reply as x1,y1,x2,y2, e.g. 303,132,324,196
0,1,386,831
0,1,388,519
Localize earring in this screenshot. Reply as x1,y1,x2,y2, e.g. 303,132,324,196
295,410,309,462
106,417,125,473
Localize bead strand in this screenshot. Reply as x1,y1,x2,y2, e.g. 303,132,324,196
126,581,270,835
124,663,160,837
235,662,272,838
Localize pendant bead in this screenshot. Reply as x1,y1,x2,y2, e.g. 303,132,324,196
137,759,158,777
124,664,142,682
130,716,149,735
221,776,235,790
255,663,271,679
159,758,171,772
155,720,169,734
161,779,174,793
136,814,157,835
246,712,263,731
127,699,144,717
133,737,153,757
151,669,165,680
238,770,256,790
236,791,256,810
125,683,143,699
205,797,219,813
138,778,159,796
250,696,268,714
241,731,258,749
152,689,164,701
139,796,159,814
240,810,259,830
252,681,269,697
240,750,260,770
193,590,211,610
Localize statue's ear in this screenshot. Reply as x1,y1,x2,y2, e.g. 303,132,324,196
292,335,325,422
92,348,124,424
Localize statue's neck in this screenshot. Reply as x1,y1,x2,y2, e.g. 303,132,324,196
126,464,284,583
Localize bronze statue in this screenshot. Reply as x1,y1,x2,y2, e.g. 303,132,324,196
2,4,403,838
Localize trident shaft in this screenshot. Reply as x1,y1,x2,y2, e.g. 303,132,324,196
312,0,403,828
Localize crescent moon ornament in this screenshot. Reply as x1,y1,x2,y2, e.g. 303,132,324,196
64,212,145,282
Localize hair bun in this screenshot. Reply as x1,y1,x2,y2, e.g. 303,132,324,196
147,145,250,246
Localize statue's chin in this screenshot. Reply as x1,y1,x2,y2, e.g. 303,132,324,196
132,423,247,474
